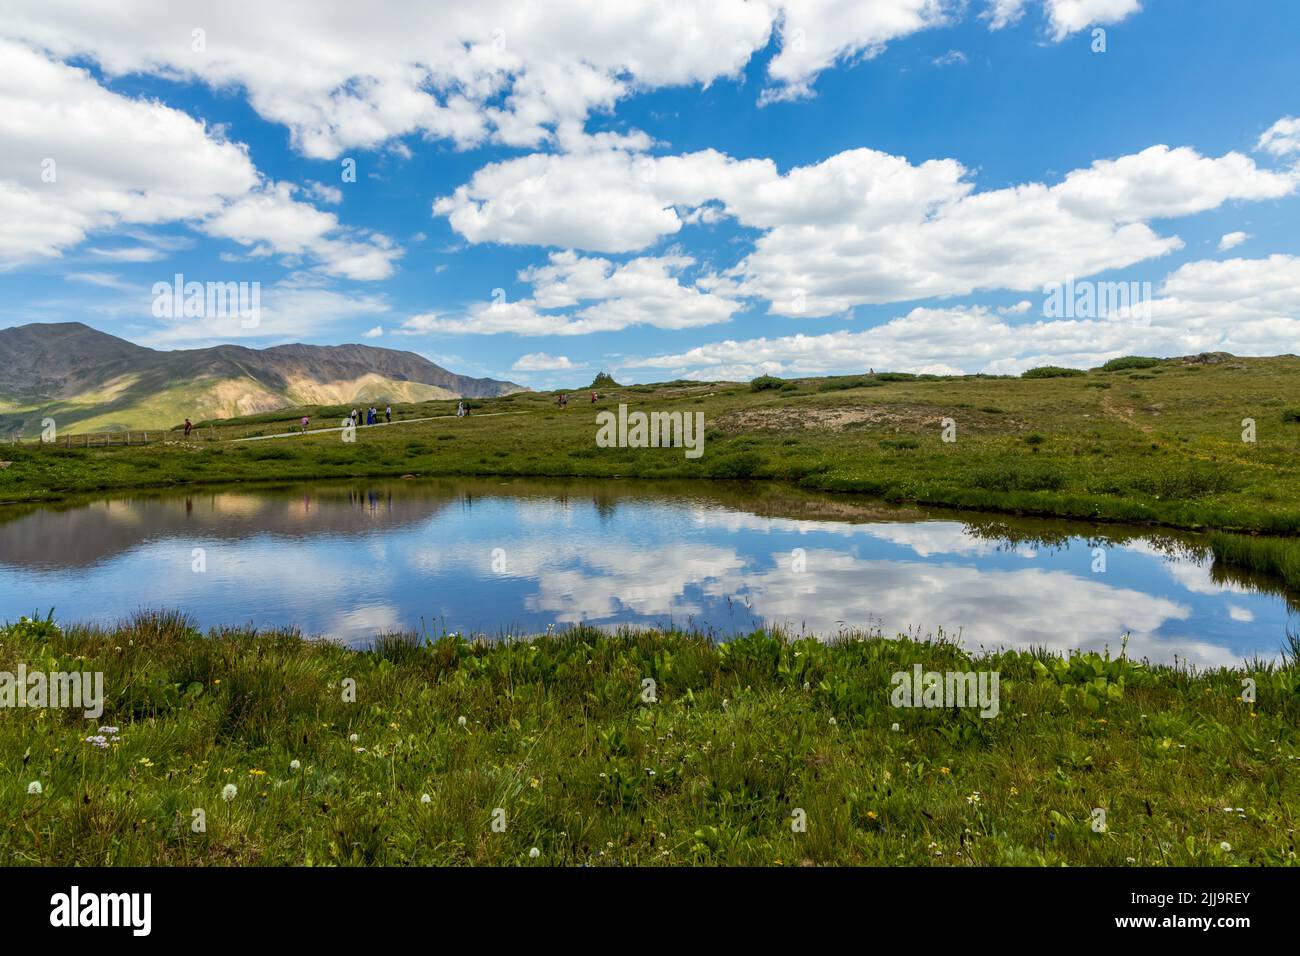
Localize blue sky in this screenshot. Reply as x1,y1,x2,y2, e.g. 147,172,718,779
2,0,1299,388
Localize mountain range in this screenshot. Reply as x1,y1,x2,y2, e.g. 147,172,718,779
0,322,523,435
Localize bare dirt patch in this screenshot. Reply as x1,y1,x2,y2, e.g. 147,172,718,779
716,403,1011,433
717,404,892,431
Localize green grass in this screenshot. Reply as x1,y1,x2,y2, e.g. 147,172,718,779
4,359,1300,542
3,610,1297,866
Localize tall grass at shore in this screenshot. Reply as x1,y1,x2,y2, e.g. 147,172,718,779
1209,532,1300,593
3,610,1297,866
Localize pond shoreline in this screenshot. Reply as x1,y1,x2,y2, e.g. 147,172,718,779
2,476,1294,660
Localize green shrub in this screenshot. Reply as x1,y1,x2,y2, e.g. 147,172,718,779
1281,408,1300,424
248,446,296,461
1022,366,1086,379
707,451,763,478
1131,464,1240,499
1100,356,1162,372
750,375,783,392
971,463,1066,491
820,376,884,391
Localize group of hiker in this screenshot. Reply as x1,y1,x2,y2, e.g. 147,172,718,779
181,397,502,438
347,405,392,428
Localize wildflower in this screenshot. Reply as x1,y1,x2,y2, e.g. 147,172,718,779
1125,856,1137,864
529,847,540,859
348,733,359,743
138,757,154,768
530,777,540,789
84,735,109,749
221,784,237,801
248,769,266,777
1219,841,1232,851
98,726,119,735
940,766,951,775
27,781,42,795
457,716,468,729
828,716,837,726
891,722,900,731
966,792,981,804
1010,786,1019,796
421,794,431,804
290,759,301,771
866,810,878,820
353,747,366,754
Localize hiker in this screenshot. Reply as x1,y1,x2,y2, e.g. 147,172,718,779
456,400,465,418
366,407,375,426
591,391,597,404
183,418,192,437
351,408,359,426
385,405,392,423
300,415,310,433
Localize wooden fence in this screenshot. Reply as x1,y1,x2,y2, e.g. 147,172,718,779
6,431,168,448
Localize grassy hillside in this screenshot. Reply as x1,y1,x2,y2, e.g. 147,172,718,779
6,355,1300,535
4,610,1296,866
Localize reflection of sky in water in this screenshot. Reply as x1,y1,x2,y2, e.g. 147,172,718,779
0,484,1291,666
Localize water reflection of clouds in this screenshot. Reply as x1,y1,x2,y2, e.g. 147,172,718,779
728,549,1230,665
2,488,1287,663
528,543,746,624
